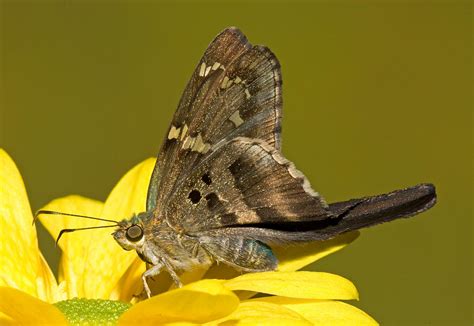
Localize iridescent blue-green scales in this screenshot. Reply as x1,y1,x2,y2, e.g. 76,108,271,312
112,27,436,298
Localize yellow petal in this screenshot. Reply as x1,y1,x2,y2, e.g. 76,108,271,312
274,231,359,272
249,297,378,325
110,257,145,301
39,195,104,299
0,312,14,326
168,265,210,290
118,280,239,325
0,286,68,325
38,252,66,302
0,149,56,301
204,263,240,280
210,301,312,326
38,195,104,251
82,158,156,299
225,271,358,300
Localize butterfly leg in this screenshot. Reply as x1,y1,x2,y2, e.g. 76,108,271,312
162,260,183,288
142,262,164,298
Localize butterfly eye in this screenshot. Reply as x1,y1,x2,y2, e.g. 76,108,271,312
126,225,143,242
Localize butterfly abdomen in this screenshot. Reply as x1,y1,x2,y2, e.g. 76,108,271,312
200,235,278,272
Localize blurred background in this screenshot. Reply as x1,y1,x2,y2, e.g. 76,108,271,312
1,1,471,324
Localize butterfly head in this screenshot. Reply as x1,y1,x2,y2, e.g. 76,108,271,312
113,212,150,251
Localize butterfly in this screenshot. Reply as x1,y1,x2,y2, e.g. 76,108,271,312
37,27,436,298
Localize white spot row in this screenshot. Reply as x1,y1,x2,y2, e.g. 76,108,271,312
167,123,188,141
183,133,210,153
197,61,251,99
167,123,211,154
199,61,225,77
229,110,244,127
220,75,251,99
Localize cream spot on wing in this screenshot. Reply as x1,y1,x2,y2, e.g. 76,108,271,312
211,62,221,70
245,89,251,99
201,143,211,153
229,111,244,127
204,65,212,77
302,179,320,198
221,76,229,89
182,135,195,149
180,132,211,153
199,62,206,77
287,164,302,179
271,151,288,165
180,124,189,141
179,133,212,153
192,134,207,153
167,125,181,140
287,163,322,199
234,76,242,84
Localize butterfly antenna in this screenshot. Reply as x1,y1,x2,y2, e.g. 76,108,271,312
55,225,118,246
33,210,119,226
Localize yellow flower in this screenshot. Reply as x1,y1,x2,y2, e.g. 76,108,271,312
0,148,377,325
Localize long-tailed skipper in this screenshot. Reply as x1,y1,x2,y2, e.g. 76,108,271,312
37,27,436,298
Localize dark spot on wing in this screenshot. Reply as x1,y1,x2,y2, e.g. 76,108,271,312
188,190,202,204
205,192,219,210
228,158,242,176
202,172,212,185
220,212,238,225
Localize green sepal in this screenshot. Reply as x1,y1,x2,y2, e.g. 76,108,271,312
54,298,131,325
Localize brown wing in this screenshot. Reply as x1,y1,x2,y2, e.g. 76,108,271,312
164,137,333,233
147,27,282,213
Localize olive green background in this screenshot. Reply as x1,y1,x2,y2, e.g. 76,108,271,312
1,1,472,324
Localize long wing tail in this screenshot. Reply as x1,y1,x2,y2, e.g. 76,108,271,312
217,183,437,243
322,183,437,238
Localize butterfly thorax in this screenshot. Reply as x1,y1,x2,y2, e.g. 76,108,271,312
145,220,213,271
112,211,212,272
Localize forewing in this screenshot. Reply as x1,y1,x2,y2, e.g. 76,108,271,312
147,27,282,212
165,137,333,233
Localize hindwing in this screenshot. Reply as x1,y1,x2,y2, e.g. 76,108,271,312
164,137,333,233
